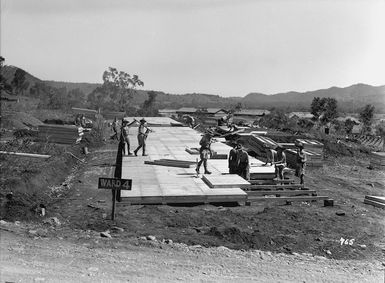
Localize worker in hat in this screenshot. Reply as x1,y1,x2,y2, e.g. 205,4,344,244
134,118,150,156
272,145,287,180
235,142,250,180
196,132,213,174
121,119,137,155
262,143,277,166
228,142,238,174
110,117,119,140
295,142,307,185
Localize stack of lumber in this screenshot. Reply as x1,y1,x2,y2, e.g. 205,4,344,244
370,152,385,168
203,117,219,126
364,195,385,209
144,159,197,168
237,134,279,158
102,111,126,119
72,107,97,119
244,182,330,204
285,148,323,168
202,174,250,189
295,139,324,154
358,136,384,150
37,124,83,144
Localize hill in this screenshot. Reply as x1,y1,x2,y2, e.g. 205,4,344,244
2,65,384,112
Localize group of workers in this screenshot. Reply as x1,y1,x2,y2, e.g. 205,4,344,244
74,114,87,128
111,117,152,156
195,130,307,184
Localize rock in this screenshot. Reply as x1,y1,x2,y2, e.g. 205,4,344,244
43,217,61,226
358,244,367,249
325,250,332,255
100,231,112,238
0,220,7,225
111,226,124,232
139,236,147,241
146,235,156,241
292,252,301,257
14,221,20,225
336,211,345,216
28,230,38,235
217,246,230,251
164,239,173,244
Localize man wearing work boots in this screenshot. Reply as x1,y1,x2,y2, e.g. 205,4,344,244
122,119,136,155
295,141,307,185
196,132,213,175
236,142,250,180
134,118,149,156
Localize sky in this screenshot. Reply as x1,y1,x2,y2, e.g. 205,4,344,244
1,0,384,97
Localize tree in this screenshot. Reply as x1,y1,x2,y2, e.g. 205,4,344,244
359,104,375,134
310,97,338,124
230,102,242,113
344,118,356,135
88,67,144,111
11,68,28,95
138,91,159,116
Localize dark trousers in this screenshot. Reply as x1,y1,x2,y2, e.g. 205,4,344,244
135,134,146,155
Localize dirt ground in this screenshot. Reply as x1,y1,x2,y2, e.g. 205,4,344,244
1,140,385,282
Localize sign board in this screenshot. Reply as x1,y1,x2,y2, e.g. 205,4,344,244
98,177,132,190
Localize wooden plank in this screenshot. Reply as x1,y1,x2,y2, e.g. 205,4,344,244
144,160,193,168
365,195,385,205
247,190,316,196
0,151,51,159
364,199,385,209
248,184,305,190
202,174,250,188
247,196,329,202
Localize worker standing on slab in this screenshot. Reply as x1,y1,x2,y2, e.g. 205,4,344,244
262,144,277,166
295,142,307,185
111,117,119,140
122,119,136,155
228,143,238,174
134,118,150,156
273,145,287,180
236,142,250,180
196,132,213,174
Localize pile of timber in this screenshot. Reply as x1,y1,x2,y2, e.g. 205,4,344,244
370,152,385,169
37,124,84,144
237,134,278,159
278,139,324,154
285,148,323,168
72,107,97,119
144,159,197,168
244,181,331,205
102,111,126,120
358,136,384,150
364,195,385,209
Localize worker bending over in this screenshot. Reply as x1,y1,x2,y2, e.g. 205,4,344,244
273,145,287,180
262,144,277,166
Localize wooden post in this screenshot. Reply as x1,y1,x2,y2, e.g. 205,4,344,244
112,131,124,219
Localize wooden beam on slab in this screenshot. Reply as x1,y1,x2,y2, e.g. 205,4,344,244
247,190,316,197
0,151,51,159
247,195,329,202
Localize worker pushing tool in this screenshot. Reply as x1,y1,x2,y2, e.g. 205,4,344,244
134,118,152,156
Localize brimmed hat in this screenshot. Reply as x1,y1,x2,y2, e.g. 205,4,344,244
140,118,146,123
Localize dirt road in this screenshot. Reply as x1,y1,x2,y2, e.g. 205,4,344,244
1,225,383,282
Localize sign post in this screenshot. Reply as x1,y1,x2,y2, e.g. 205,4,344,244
98,177,132,220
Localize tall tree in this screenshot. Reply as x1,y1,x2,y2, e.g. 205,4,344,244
310,97,338,124
359,104,375,134
11,68,27,94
